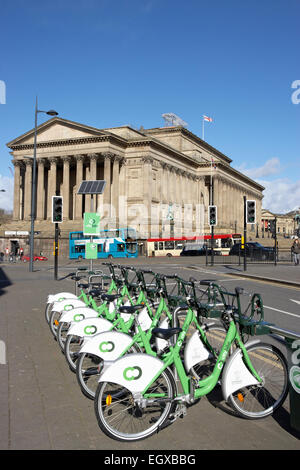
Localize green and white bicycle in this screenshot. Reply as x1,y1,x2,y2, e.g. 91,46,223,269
74,272,227,399
94,279,289,442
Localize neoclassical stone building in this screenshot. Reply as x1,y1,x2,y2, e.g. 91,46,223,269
3,117,264,254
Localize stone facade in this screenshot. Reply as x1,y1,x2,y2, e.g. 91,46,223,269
2,117,264,256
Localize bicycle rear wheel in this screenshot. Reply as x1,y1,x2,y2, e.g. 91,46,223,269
227,343,288,419
94,368,176,442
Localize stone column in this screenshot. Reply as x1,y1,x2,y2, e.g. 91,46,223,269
12,160,22,220
75,155,84,220
142,156,153,237
24,159,33,220
112,155,121,222
62,156,71,220
88,154,98,212
36,158,46,220
47,157,58,219
103,153,112,213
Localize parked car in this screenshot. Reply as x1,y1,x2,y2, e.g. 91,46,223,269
22,255,48,262
229,242,275,260
180,244,220,256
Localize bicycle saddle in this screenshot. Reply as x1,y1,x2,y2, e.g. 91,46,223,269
101,293,121,302
151,327,182,340
118,304,145,314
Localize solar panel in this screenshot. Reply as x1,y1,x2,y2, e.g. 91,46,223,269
77,180,106,194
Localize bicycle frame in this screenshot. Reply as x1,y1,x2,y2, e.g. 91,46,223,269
142,308,262,402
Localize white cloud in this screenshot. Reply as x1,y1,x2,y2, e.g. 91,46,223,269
0,175,14,212
239,158,281,179
257,178,300,214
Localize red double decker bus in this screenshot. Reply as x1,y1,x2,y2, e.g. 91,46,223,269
146,233,241,257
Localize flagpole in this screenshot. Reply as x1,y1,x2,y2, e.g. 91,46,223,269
202,116,204,141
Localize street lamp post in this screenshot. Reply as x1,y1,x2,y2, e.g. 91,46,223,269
29,98,58,272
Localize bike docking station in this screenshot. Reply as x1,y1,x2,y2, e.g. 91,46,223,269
77,179,106,272
268,325,300,433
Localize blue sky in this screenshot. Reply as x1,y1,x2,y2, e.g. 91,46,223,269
0,0,299,213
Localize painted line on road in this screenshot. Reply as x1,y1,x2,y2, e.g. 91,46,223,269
264,305,299,319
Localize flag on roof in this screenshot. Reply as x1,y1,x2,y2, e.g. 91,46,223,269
203,115,213,122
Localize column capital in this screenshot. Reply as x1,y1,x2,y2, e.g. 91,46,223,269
142,156,153,165
12,159,23,168
24,158,33,167
37,157,47,166
74,154,85,162
112,154,122,162
62,155,72,163
49,156,59,165
87,153,99,161
102,152,114,160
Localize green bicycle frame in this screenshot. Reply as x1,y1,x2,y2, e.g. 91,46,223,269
142,308,262,401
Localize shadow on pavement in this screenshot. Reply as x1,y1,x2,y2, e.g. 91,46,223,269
206,384,300,440
0,267,12,296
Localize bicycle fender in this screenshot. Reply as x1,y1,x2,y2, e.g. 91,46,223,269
99,353,165,394
221,340,261,401
59,307,99,324
52,298,87,313
47,292,77,303
79,330,133,360
66,317,112,338
184,331,212,372
155,317,169,353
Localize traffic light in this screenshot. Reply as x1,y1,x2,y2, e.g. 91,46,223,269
52,196,63,223
208,205,217,226
269,219,276,237
246,200,256,224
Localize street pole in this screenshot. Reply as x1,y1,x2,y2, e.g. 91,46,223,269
243,196,247,271
29,97,38,273
54,222,59,280
28,99,58,273
274,216,277,266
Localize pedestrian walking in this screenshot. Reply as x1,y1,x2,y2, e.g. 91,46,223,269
291,238,300,265
5,247,9,261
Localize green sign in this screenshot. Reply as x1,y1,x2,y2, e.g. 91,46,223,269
86,242,98,259
83,212,101,236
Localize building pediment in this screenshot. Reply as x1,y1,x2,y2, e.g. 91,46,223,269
6,117,108,148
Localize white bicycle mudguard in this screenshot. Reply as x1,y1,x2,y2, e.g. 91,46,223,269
47,293,77,303
79,330,133,360
58,306,100,324
184,331,212,372
52,298,87,313
155,317,169,353
99,353,165,394
66,317,113,338
221,340,260,401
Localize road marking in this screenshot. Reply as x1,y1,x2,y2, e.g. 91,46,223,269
290,299,300,305
264,305,299,319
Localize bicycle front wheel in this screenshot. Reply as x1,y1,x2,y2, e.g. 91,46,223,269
64,334,84,372
227,343,288,419
77,346,140,400
94,369,176,442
